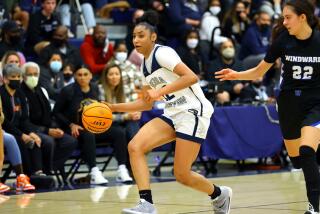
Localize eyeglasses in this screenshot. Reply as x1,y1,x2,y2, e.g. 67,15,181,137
25,73,39,77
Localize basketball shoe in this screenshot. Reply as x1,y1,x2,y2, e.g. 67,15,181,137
16,174,35,192
122,199,157,214
0,183,10,193
116,165,133,183
90,167,109,185
305,203,319,214
212,186,232,214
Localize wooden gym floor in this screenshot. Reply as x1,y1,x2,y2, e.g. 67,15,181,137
0,171,309,213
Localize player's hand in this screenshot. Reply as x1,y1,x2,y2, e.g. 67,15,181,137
145,89,161,102
29,132,41,148
215,69,239,81
128,112,141,121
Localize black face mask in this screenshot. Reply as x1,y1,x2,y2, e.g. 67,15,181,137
260,24,270,33
52,38,66,47
9,35,22,44
8,80,21,90
64,73,73,81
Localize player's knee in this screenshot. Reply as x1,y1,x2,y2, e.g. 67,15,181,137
174,169,191,185
289,156,301,169
128,141,143,156
299,145,315,158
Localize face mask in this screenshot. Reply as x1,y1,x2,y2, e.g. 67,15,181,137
115,52,128,63
186,38,198,49
8,79,21,90
50,61,62,73
260,24,270,33
9,35,22,44
63,73,73,81
209,6,221,15
221,47,235,59
51,38,66,47
25,76,39,89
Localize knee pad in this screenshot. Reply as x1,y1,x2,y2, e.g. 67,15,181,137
299,145,316,158
289,156,301,169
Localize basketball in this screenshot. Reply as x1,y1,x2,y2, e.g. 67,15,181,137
82,102,113,134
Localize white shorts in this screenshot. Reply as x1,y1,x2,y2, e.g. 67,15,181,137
159,111,212,144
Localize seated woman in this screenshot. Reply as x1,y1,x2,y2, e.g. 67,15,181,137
53,67,132,184
99,63,141,144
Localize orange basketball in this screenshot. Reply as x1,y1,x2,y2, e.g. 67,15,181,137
82,102,113,134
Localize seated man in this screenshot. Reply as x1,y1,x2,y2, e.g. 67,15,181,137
80,25,114,77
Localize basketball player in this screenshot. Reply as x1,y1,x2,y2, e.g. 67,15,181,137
216,1,320,213
107,11,232,214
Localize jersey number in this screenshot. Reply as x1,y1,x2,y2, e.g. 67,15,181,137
292,65,313,80
162,85,175,101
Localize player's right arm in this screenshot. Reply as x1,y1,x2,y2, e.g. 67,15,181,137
107,85,154,113
215,60,274,81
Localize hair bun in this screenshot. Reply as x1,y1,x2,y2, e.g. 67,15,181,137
136,10,159,27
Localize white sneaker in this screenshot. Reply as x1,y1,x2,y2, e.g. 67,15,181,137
122,199,157,214
90,167,108,185
305,203,320,214
117,165,133,183
212,186,232,214
67,29,75,38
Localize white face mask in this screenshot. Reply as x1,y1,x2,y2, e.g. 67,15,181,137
222,47,235,59
209,6,221,15
115,52,128,63
186,38,199,49
50,61,62,73
25,76,39,89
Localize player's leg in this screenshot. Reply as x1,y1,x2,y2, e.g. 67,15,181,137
122,118,175,214
173,138,232,214
284,139,301,168
299,126,320,213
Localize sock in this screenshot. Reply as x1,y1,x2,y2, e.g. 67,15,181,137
139,190,153,204
300,146,320,212
289,156,301,169
13,164,23,175
210,185,221,200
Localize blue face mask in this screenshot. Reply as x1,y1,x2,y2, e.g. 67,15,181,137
50,61,62,73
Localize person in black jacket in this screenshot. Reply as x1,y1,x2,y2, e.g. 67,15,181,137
53,67,132,184
21,62,77,174
0,64,45,176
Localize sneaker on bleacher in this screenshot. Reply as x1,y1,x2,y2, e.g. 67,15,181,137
16,174,35,192
90,167,108,185
116,165,133,183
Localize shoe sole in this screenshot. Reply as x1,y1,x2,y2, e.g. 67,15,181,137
122,208,157,214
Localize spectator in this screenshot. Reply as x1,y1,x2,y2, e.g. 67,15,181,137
39,52,64,101
199,0,228,64
239,11,272,62
26,0,60,56
53,67,132,184
177,29,204,77
3,1,30,30
207,39,244,105
80,25,114,76
0,20,24,59
239,77,274,104
59,0,96,37
21,62,77,175
62,63,75,86
39,25,82,70
0,64,46,176
0,50,24,85
0,96,9,193
109,40,142,102
99,63,141,143
221,1,251,44
3,132,36,191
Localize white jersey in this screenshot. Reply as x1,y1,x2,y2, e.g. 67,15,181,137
141,45,214,117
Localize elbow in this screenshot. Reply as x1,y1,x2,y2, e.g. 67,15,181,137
190,73,199,85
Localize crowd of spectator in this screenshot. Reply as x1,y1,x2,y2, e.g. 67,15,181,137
0,0,319,193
